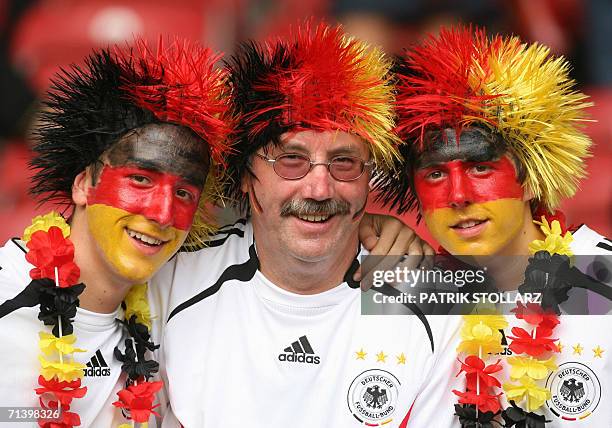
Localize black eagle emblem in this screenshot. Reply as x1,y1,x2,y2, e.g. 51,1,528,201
560,378,585,403
363,385,388,409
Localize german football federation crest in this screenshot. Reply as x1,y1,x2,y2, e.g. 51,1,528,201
546,362,601,421
347,369,400,425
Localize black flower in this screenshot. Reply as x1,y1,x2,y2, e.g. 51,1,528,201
454,404,501,428
114,338,159,381
37,281,85,336
502,401,550,428
519,252,572,313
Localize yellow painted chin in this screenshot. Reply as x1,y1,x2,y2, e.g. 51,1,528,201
86,204,187,284
423,199,527,256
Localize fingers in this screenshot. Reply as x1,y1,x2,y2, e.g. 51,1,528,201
358,231,437,290
367,216,405,257
358,214,380,251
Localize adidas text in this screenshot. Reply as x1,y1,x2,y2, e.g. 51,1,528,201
278,353,320,364
85,366,111,377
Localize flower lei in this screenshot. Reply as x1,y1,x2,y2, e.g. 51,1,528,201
453,215,573,427
22,212,162,427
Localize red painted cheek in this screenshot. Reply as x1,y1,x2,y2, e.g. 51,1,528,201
415,157,523,211
87,166,199,231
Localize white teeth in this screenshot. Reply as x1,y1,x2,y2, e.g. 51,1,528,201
456,220,483,229
127,229,163,245
297,214,331,223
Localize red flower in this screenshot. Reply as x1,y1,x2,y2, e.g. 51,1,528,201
35,375,87,406
26,227,80,287
512,303,560,330
453,389,502,413
508,326,558,357
38,400,80,428
456,355,503,390
112,380,163,423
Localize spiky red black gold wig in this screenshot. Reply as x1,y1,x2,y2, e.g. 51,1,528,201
376,26,592,214
224,22,400,210
31,37,231,249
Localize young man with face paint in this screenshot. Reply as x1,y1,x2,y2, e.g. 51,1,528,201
378,27,612,427
0,39,231,426
155,23,461,428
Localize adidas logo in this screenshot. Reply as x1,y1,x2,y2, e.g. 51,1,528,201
84,349,111,377
278,335,320,364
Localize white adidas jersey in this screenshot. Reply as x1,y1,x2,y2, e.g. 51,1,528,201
0,238,165,427
152,220,463,428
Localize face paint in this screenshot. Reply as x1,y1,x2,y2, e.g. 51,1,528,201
414,127,529,256
423,199,527,255
414,157,523,211
85,123,209,283
87,205,188,282
87,165,200,230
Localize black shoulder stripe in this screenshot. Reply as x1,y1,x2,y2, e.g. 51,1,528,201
203,228,246,249
596,241,612,252
182,226,246,252
218,218,247,230
167,243,259,322
11,238,27,253
378,283,435,353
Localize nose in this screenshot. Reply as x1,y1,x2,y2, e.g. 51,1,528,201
448,169,474,209
142,186,174,228
301,163,334,201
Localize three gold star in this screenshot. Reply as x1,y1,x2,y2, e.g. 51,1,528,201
354,349,407,364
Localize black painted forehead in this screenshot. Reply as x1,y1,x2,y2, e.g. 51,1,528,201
103,123,210,187
416,127,507,168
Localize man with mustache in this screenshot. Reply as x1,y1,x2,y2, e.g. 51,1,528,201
156,23,461,428
0,38,232,426
378,27,611,426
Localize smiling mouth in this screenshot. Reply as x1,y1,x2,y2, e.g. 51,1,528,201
126,228,168,246
451,219,488,230
294,213,333,223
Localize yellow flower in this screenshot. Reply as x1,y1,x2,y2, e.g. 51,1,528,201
503,377,551,411
507,356,557,380
124,283,151,328
39,332,86,356
529,217,573,256
39,355,85,381
22,212,70,242
457,315,507,355
463,314,508,331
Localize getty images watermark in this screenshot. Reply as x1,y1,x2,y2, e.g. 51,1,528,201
360,254,612,316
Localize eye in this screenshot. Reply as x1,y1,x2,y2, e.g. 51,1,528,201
176,188,195,201
331,156,359,171
471,164,492,174
129,174,151,186
276,153,309,167
425,170,445,180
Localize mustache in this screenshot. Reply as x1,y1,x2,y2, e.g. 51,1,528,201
280,199,351,217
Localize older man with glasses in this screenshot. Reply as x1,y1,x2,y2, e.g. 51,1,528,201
154,23,461,428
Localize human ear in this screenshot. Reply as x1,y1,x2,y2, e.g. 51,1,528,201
71,170,90,207
240,173,250,194
522,184,535,202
